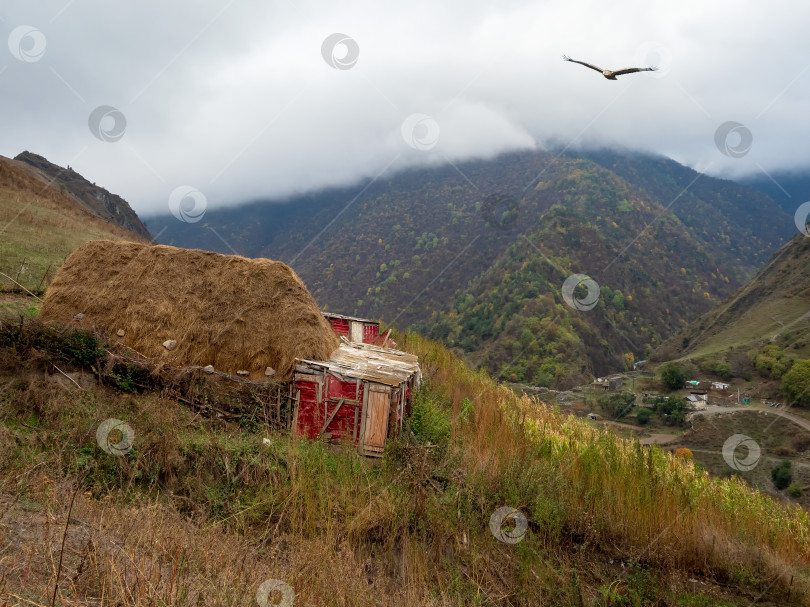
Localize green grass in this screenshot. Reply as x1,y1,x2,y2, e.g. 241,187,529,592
684,297,810,361
0,185,135,292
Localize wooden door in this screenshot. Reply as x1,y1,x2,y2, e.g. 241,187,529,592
350,321,364,343
362,384,391,455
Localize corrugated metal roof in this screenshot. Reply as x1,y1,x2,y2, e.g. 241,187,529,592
296,339,420,387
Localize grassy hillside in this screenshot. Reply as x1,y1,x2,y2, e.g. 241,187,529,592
1,322,809,605
13,151,151,240
157,149,792,387
657,235,810,378
0,155,145,297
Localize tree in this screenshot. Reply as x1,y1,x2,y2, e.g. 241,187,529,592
782,359,810,407
600,393,635,419
787,482,803,498
660,364,685,391
635,407,652,425
622,352,635,371
771,460,792,490
674,447,693,459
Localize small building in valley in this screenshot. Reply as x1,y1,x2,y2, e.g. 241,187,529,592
686,394,708,406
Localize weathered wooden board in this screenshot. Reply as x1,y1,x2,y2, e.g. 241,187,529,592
363,386,390,455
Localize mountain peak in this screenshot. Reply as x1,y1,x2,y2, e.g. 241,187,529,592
13,151,150,240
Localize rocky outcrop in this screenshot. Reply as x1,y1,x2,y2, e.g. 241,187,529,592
14,151,151,239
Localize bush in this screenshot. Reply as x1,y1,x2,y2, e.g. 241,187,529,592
636,408,652,425
660,364,686,391
787,483,803,498
650,396,689,427
771,460,792,490
55,328,104,367
782,359,810,407
675,447,693,459
599,392,635,419
408,384,451,451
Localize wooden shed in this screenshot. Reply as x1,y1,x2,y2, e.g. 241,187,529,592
323,312,382,344
291,340,421,457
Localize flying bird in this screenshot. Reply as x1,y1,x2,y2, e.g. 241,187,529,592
562,55,657,80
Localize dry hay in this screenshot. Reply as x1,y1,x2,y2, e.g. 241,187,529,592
39,240,338,380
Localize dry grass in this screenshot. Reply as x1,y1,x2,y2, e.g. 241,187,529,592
0,157,142,294
39,241,339,380
397,331,810,600
0,327,808,605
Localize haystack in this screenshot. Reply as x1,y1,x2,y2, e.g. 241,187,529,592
40,241,338,380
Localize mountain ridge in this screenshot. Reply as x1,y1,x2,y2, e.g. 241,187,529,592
155,148,794,386
13,151,151,240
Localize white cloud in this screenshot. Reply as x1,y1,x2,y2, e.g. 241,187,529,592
1,0,808,216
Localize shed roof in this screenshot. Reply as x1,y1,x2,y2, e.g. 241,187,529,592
296,339,420,387
322,312,380,325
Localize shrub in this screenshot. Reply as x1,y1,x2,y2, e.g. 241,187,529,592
636,408,652,425
771,460,792,490
599,392,635,419
651,396,689,427
787,483,803,498
408,384,451,451
56,328,104,367
730,351,754,380
675,447,693,459
782,359,810,407
660,364,685,391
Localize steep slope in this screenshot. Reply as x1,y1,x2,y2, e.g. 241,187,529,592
0,154,147,294
1,325,809,606
739,169,810,216
156,149,793,386
13,151,150,240
659,233,810,363
578,149,790,269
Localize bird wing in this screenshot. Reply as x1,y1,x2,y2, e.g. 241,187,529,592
562,55,604,74
611,66,658,77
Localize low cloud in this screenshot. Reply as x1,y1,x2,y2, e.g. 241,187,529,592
1,0,808,216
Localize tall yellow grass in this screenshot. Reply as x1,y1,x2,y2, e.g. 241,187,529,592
0,326,808,605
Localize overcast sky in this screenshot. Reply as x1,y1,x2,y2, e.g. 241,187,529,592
2,0,809,217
